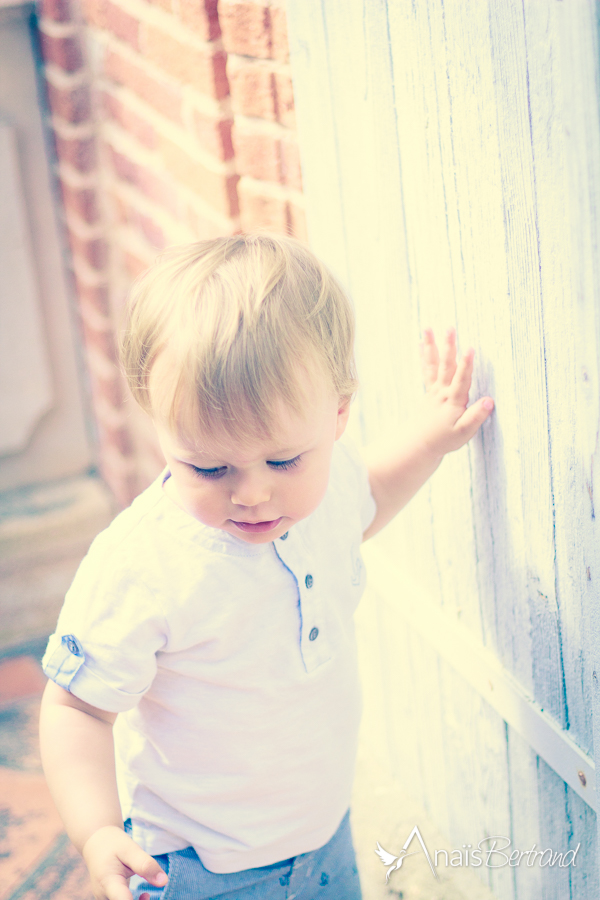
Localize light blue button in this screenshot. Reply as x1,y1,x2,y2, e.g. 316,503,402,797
63,634,83,656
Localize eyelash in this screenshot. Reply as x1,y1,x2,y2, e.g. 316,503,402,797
190,456,302,480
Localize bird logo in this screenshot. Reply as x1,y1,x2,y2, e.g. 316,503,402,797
374,843,420,882
374,826,439,881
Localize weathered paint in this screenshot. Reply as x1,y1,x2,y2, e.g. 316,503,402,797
288,0,600,896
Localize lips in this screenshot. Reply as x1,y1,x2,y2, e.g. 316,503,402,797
231,517,283,533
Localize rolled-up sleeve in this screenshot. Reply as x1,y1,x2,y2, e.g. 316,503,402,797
42,557,169,713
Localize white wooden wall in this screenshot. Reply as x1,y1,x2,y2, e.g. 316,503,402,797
287,2,600,897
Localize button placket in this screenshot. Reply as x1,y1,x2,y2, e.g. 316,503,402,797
273,535,328,671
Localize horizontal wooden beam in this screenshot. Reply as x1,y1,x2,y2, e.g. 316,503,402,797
362,543,596,812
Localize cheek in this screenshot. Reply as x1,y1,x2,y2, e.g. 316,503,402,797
190,482,224,512
289,464,331,514
174,473,222,517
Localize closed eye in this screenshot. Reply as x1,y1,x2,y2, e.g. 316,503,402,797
190,465,226,480
189,456,301,479
267,455,302,470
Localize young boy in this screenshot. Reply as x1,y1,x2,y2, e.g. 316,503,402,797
39,234,493,900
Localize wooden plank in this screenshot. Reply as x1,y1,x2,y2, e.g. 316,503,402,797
438,663,514,899
565,784,599,899
364,542,595,811
286,0,351,289
506,729,543,900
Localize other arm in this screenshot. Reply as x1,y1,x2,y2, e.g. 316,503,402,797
362,328,494,541
39,680,168,900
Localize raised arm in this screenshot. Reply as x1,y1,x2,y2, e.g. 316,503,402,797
39,680,168,900
362,328,494,541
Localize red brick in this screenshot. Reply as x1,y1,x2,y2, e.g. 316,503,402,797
288,201,307,241
270,5,289,62
38,0,75,24
159,136,239,216
187,204,237,240
105,49,183,123
238,181,288,232
111,190,128,226
86,345,121,387
69,230,109,269
78,294,112,336
81,0,106,27
55,132,96,171
108,144,138,183
107,145,180,215
137,212,166,249
124,249,152,278
280,136,302,190
232,126,280,182
219,0,270,59
178,0,220,41
142,25,229,99
61,181,100,222
105,0,140,49
228,60,294,126
75,279,111,316
96,416,134,456
94,394,128,434
103,91,156,149
99,451,137,509
112,195,166,249
95,412,132,455
47,79,91,123
233,129,300,188
273,70,294,127
80,313,118,361
138,170,180,216
145,0,172,10
228,61,276,119
39,31,84,72
87,363,123,408
191,110,234,160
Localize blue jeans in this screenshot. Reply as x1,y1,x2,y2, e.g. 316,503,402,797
127,810,361,899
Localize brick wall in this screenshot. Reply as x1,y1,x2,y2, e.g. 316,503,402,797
36,0,304,506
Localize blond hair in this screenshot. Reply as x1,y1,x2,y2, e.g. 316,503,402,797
119,233,358,444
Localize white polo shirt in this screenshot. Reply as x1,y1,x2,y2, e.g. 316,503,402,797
42,437,376,874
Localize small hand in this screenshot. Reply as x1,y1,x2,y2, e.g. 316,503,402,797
82,826,168,900
417,327,494,457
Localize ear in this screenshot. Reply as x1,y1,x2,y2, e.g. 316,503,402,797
335,396,352,440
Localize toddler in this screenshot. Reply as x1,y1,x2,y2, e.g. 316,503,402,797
39,234,493,900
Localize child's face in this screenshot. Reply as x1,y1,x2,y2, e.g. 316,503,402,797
153,384,350,544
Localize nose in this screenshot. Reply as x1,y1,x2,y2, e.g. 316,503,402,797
230,471,271,508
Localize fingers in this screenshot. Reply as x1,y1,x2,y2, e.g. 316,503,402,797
421,327,459,386
438,327,457,385
455,396,494,443
450,346,474,403
84,828,168,900
126,848,168,889
98,876,135,900
420,327,439,388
